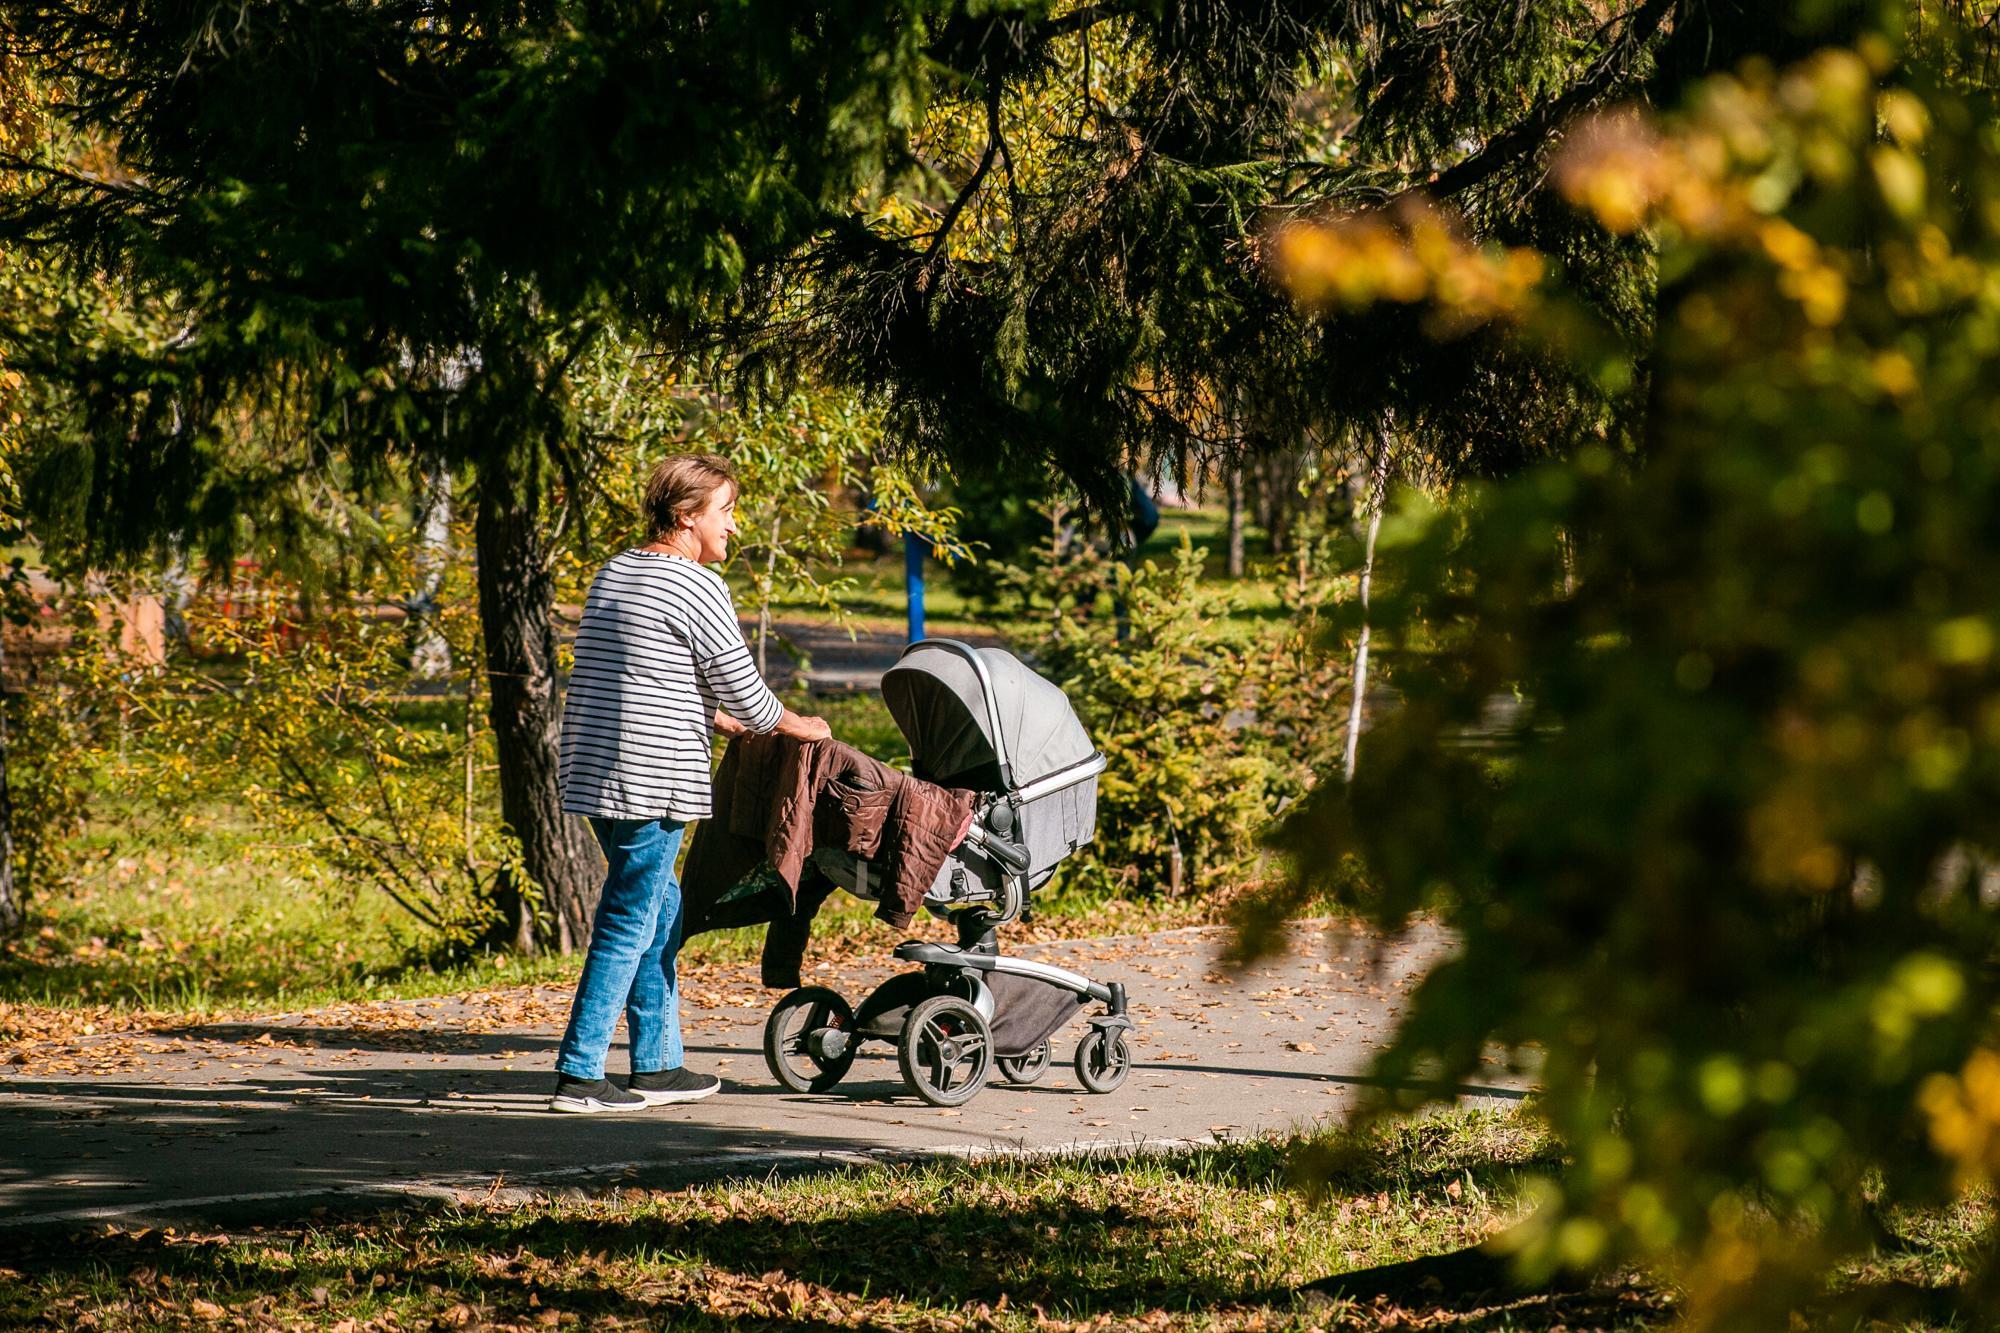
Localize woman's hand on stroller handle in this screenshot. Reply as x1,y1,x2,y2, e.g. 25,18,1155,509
775,707,832,742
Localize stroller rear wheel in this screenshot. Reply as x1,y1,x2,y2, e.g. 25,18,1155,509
764,987,857,1094
995,1042,1052,1085
1073,1026,1132,1094
898,995,993,1107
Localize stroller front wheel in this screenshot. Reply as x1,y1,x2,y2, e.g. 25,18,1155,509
996,1042,1053,1085
898,995,993,1107
764,987,857,1094
1073,1026,1132,1094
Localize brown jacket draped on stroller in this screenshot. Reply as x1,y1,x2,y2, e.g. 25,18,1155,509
681,734,977,983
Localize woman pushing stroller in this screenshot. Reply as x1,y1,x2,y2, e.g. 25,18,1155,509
549,452,832,1114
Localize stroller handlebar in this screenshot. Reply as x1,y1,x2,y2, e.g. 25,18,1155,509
963,822,1032,875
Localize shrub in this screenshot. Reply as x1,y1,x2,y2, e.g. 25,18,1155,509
1007,522,1353,898
1269,27,2000,1328
4,613,105,903
96,546,521,956
938,467,1062,609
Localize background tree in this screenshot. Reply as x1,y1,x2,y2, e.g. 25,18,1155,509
1264,5,2000,1326
0,0,1883,958
748,0,1713,796
0,0,968,952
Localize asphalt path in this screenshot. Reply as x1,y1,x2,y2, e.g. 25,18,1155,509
0,920,1528,1232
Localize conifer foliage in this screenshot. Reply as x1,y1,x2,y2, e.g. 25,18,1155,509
759,0,1687,503
0,0,955,951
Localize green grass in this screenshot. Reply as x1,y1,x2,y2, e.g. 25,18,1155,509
0,1109,1699,1332
2,1105,1978,1329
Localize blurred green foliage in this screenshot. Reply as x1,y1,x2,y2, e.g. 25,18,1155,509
937,466,1060,609
1264,11,2000,1327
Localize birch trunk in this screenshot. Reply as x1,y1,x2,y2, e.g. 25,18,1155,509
1225,462,1246,578
160,541,193,655
755,511,781,678
410,464,454,680
1342,424,1392,784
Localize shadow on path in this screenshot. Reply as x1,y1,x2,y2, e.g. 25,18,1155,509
0,1120,1666,1333
0,919,1524,1232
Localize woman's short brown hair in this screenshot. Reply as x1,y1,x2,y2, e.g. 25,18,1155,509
642,453,736,542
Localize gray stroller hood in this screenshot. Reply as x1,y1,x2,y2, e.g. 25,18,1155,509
881,640,1105,889
881,642,1094,792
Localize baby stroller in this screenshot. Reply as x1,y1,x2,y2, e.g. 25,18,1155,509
761,639,1134,1107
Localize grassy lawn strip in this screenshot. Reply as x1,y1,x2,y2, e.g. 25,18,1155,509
0,684,1221,1040
0,1110,1694,1332
6,1107,1978,1330
5,1114,1979,1330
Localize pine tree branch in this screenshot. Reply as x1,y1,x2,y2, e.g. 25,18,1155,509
0,151,165,214
990,82,1026,233
1391,0,1676,207
919,83,1003,274
1040,4,1115,40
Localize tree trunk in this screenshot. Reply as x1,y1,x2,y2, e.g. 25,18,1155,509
474,464,600,954
0,632,20,940
160,540,194,655
409,462,454,680
1225,462,1246,578
1255,450,1302,556
1342,422,1392,784
755,510,781,677
1251,455,1280,554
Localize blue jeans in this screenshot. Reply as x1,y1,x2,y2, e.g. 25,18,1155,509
554,817,689,1081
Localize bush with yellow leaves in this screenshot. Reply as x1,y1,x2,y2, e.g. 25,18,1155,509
1261,18,2000,1331
99,532,522,957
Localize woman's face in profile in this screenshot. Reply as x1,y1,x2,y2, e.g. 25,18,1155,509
684,483,740,564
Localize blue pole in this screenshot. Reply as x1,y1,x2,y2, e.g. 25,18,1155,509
904,531,928,644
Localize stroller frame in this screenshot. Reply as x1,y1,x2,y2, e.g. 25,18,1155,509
762,640,1135,1106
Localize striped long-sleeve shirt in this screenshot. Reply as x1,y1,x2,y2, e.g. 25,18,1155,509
558,550,784,821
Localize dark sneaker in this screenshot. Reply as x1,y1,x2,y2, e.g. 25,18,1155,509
549,1075,648,1114
626,1067,722,1106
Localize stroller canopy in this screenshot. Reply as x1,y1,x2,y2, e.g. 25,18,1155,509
882,642,1095,792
